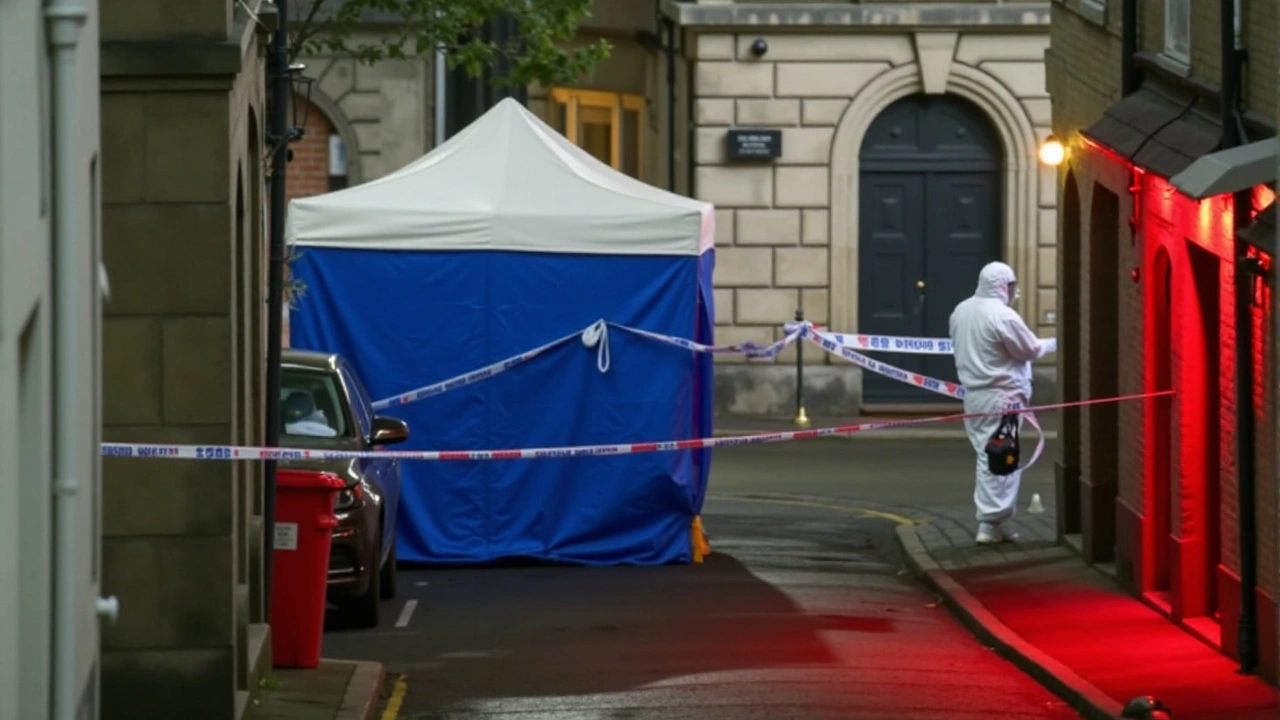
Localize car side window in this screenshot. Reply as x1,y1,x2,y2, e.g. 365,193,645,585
339,365,373,440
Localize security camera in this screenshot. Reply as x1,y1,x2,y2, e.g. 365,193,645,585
750,38,768,57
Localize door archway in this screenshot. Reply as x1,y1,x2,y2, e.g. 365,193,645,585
1059,169,1082,538
857,93,1003,405
1084,183,1121,564
1149,247,1174,598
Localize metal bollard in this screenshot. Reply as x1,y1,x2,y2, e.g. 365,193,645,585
793,308,810,427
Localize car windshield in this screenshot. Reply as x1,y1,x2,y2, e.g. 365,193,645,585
280,366,350,439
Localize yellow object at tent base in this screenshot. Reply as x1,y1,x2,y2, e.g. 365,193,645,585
691,515,712,564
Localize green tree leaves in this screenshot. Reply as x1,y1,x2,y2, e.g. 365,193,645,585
292,0,611,87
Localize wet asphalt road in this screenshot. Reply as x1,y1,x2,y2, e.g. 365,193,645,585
323,435,1078,719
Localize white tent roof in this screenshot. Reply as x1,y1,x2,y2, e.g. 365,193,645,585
286,98,715,256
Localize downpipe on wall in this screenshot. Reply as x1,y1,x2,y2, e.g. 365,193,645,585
1120,0,1138,95
657,0,677,192
1221,0,1258,676
434,12,446,147
46,1,90,718
264,0,292,605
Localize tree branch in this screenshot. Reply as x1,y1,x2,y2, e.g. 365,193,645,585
289,0,331,62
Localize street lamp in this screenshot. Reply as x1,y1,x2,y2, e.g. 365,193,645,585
286,62,314,143
1038,133,1065,167
265,61,315,163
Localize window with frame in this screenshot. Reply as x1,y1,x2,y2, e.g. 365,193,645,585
546,88,645,180
1163,0,1191,65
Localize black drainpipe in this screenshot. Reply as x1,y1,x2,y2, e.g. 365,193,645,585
685,39,695,197
1222,0,1258,676
1121,0,1138,96
660,2,678,192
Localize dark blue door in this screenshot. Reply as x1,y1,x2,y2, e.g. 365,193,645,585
858,94,1002,405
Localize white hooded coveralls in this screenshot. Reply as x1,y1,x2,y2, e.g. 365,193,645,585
949,262,1053,526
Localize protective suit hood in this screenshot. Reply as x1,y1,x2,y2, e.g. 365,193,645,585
974,262,1017,305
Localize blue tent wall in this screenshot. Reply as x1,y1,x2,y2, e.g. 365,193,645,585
289,247,714,565
691,250,716,513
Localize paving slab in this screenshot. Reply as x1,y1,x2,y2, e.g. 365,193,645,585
252,659,384,720
897,510,1280,720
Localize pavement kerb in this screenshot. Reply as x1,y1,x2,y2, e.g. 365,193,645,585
334,659,385,720
894,525,1125,720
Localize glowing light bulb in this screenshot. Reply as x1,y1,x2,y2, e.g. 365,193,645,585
1038,135,1065,167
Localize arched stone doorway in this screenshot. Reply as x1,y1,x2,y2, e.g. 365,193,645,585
857,93,1002,405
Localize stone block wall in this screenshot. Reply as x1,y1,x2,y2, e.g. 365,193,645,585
98,2,270,717
296,52,435,185
689,24,1055,415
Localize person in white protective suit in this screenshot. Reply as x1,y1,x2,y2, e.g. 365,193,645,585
949,261,1056,545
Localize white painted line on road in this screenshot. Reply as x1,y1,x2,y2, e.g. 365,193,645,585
395,599,418,628
415,581,429,587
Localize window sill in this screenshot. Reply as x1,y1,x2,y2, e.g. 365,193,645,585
1154,52,1192,78
1053,0,1107,28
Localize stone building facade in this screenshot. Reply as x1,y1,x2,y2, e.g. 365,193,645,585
287,50,437,196
1,0,105,717
98,0,273,716
675,2,1058,416
1047,0,1279,684
288,2,1060,418
287,1,671,204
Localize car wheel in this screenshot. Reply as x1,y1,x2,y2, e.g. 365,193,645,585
347,534,381,629
379,534,397,600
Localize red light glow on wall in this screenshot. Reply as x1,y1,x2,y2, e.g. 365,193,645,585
1082,132,1280,676
1251,185,1276,217
1080,134,1136,169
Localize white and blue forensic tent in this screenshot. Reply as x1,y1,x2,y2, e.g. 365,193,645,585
285,98,717,566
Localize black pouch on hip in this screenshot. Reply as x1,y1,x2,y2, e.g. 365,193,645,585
984,413,1021,476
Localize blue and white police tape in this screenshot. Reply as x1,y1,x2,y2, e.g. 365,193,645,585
96,408,993,462
783,321,954,355
805,328,966,400
98,392,1174,464
611,322,799,361
370,323,602,410
372,320,801,410
827,332,954,355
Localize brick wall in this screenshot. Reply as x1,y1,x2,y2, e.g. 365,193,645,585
1188,0,1222,79
1046,0,1121,140
1047,2,1123,551
1219,240,1239,571
1053,0,1279,677
285,94,336,204
1116,171,1144,522
1244,0,1277,117
1250,249,1276,598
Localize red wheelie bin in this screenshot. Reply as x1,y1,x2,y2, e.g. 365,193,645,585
270,469,345,668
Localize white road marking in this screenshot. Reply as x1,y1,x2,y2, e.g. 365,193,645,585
415,581,429,587
394,599,418,628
